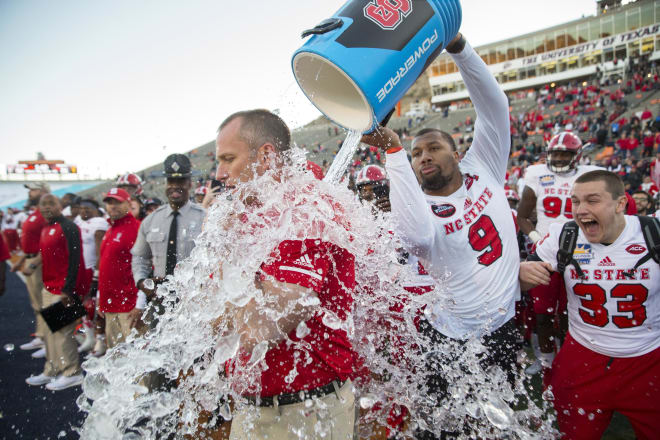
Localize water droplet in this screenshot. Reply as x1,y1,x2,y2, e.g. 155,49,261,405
577,407,586,415
480,396,515,430
295,321,311,339
58,431,66,438
219,402,232,421
588,413,595,421
3,344,14,352
321,311,342,330
542,388,554,401
359,395,376,409
498,307,507,315
248,341,269,366
143,279,155,290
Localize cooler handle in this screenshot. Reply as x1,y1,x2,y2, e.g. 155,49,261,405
301,18,344,38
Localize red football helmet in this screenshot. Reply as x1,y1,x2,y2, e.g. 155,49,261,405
355,165,387,186
194,186,208,195
546,132,582,174
116,173,143,195
505,188,519,201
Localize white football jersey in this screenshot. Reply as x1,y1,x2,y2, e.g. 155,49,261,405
536,216,660,358
79,216,109,269
386,41,519,339
524,163,602,236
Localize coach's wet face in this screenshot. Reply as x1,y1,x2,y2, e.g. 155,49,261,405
411,132,460,194
215,117,275,190
571,180,627,244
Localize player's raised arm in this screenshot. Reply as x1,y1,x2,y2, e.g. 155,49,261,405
362,127,437,259
450,33,510,183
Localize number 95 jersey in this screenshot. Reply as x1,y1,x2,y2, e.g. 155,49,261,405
536,216,660,358
524,164,602,236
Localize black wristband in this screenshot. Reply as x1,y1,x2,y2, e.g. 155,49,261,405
446,34,466,54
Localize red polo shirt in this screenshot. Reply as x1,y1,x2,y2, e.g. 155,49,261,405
21,209,47,254
229,239,356,397
40,216,89,296
98,213,140,313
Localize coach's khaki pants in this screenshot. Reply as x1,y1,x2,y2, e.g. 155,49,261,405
41,289,81,377
229,380,356,440
24,257,46,339
104,312,135,348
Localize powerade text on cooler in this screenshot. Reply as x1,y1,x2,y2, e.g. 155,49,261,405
292,0,461,132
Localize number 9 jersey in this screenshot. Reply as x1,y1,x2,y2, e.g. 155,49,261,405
523,163,602,236
535,216,660,358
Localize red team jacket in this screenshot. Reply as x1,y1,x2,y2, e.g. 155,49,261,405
21,209,47,255
40,216,90,296
98,213,141,313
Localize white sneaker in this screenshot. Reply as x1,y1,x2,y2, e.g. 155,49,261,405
31,347,46,359
45,374,83,391
20,337,44,351
78,329,96,353
525,359,542,376
26,373,55,386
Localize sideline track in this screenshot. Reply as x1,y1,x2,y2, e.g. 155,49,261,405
0,265,84,440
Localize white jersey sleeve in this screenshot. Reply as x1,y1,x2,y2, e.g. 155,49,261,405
386,149,437,261
453,41,510,185
535,217,660,358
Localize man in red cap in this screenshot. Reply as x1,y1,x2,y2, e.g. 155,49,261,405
98,188,142,347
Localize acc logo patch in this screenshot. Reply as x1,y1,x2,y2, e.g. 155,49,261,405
431,203,456,218
363,0,412,30
573,243,593,264
626,244,646,255
539,175,555,187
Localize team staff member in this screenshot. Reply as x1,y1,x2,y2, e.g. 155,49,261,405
213,109,356,440
521,170,660,439
25,194,90,391
98,188,142,348
131,154,205,324
13,182,50,353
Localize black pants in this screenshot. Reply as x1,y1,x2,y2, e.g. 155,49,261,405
415,319,521,440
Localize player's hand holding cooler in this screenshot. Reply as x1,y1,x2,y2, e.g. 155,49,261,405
528,170,660,440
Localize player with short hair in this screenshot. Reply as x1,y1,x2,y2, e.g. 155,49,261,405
363,32,521,438
517,132,601,373
520,170,660,439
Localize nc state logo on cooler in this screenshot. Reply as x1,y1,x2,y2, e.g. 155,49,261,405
363,0,412,30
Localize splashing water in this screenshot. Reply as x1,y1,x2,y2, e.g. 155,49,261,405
77,147,555,439
323,129,362,184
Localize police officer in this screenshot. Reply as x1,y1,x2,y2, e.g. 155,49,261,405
131,154,205,320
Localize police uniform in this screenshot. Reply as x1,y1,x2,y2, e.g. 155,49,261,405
131,154,205,295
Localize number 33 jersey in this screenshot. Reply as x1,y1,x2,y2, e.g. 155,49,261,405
523,164,602,236
536,216,660,358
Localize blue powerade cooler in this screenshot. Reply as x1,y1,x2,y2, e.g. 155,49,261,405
292,0,462,133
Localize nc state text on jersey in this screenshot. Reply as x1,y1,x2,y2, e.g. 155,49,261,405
569,267,651,281
376,29,438,103
443,187,494,235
